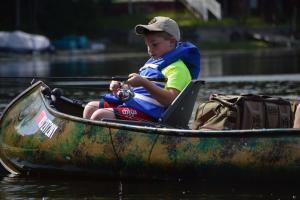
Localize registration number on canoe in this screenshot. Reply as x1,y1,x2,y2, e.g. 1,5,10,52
35,111,58,138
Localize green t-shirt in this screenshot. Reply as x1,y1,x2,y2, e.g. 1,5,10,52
161,59,191,91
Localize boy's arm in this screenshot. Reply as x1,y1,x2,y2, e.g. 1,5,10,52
127,73,179,106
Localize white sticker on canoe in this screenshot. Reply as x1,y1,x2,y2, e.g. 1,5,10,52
35,111,58,138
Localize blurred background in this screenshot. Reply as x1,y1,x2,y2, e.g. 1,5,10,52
1,0,300,51
1,1,300,199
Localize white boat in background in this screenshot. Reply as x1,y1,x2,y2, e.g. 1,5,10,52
0,30,53,53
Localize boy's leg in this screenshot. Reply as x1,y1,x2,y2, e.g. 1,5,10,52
90,106,155,121
83,101,101,119
90,108,116,120
115,107,156,121
294,104,300,128
83,100,155,122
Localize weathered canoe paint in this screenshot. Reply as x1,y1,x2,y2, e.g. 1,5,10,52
1,81,300,181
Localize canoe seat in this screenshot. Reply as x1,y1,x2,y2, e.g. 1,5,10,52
158,79,205,128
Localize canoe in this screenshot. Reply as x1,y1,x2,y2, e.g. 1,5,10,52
1,80,300,181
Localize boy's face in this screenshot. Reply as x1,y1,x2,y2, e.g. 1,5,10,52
144,34,176,59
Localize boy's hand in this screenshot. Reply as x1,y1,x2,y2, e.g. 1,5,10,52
109,81,121,95
126,73,146,87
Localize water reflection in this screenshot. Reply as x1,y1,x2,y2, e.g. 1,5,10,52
0,174,299,200
201,55,223,77
0,56,50,77
201,49,300,77
0,49,299,78
0,175,120,199
0,53,148,77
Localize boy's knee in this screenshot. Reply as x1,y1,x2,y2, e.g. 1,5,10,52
83,101,99,119
90,108,115,120
294,103,300,128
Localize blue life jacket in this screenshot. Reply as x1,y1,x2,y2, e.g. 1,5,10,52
103,41,200,120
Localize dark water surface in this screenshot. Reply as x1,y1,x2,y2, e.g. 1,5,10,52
1,49,300,199
1,175,300,199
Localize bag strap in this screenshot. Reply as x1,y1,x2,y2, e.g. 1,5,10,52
210,94,243,108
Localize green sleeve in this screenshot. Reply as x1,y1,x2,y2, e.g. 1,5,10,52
161,59,192,91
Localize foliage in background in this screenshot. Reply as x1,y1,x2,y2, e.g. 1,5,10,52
0,0,298,50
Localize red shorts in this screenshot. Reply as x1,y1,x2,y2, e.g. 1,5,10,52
99,100,156,122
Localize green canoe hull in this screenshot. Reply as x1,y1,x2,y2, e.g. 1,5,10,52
1,81,300,181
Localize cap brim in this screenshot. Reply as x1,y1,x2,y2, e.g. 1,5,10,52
135,24,163,35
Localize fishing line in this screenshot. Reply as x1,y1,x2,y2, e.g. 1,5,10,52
0,76,124,81
0,76,167,82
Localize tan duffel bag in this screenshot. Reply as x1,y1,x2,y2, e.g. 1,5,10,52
192,94,294,130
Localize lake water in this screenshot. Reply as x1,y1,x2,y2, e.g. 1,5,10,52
1,48,300,199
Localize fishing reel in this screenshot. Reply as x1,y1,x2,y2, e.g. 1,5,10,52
115,84,134,101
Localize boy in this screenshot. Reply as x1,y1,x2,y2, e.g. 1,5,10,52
83,16,200,121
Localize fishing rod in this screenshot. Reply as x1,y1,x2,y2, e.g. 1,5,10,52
0,76,167,82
